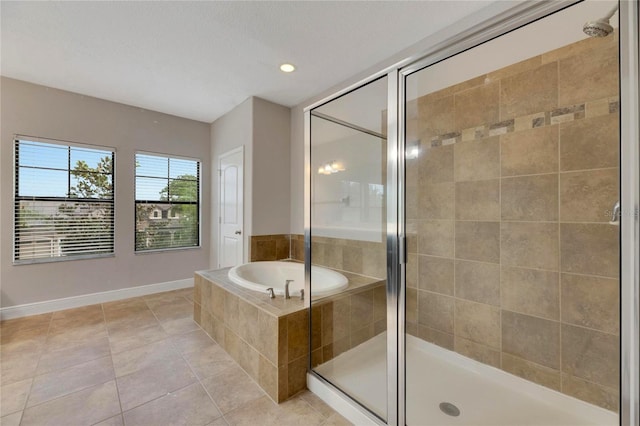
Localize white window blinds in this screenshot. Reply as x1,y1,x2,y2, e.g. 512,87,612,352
135,153,200,251
14,138,115,263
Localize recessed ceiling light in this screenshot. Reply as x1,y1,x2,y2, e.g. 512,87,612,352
280,63,296,73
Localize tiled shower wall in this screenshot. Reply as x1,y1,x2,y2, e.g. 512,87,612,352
405,33,619,411
288,234,387,281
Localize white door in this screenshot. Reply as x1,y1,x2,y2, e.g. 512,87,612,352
218,147,244,268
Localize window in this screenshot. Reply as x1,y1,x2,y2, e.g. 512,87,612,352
14,138,115,263
135,153,200,251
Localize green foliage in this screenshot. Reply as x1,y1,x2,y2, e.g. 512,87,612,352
159,175,197,202
69,157,113,199
136,174,198,251
56,156,114,255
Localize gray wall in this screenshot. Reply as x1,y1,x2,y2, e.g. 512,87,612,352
0,77,211,308
210,96,291,268
210,98,253,268
252,97,291,235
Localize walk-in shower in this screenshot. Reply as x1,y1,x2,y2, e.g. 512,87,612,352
305,1,638,425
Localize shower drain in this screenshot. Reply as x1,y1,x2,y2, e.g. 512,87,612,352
439,402,461,417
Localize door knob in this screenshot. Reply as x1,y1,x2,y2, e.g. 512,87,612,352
235,230,242,235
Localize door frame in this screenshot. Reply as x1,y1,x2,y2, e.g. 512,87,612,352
217,146,244,268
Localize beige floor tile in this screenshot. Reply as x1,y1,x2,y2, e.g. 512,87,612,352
201,365,265,414
160,317,200,335
103,297,147,312
45,322,108,350
322,413,353,426
0,323,50,346
0,411,23,426
48,316,106,337
172,288,194,301
0,378,31,417
123,382,221,426
0,313,51,335
224,395,325,426
169,329,216,354
111,339,178,377
144,293,187,310
50,304,104,327
94,414,124,426
106,311,159,334
103,300,150,320
116,356,197,411
0,332,47,358
150,299,193,321
108,323,169,354
21,380,121,426
298,390,335,419
27,356,115,407
182,344,236,380
0,351,41,385
206,417,229,426
37,336,111,374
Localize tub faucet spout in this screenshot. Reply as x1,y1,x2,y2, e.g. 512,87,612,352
266,288,275,299
285,280,294,299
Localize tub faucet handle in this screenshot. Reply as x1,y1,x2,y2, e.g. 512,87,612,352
285,280,294,299
266,288,275,299
300,289,304,301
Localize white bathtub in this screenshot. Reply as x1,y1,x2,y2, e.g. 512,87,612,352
227,261,348,297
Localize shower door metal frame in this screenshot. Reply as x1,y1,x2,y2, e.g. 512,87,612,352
304,0,639,424
396,0,639,424
619,1,639,424
305,72,401,426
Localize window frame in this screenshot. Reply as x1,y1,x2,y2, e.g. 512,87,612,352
13,135,116,265
134,151,201,253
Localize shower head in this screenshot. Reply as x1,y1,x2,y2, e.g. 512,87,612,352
583,19,614,37
583,4,618,37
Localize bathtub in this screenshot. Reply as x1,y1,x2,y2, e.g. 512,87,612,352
228,261,348,297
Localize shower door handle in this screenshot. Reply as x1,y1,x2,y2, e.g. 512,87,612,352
609,201,620,225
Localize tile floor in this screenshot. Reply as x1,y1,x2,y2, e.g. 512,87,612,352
0,288,351,426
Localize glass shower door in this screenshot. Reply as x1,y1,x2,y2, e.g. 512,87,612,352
308,76,389,421
403,1,620,424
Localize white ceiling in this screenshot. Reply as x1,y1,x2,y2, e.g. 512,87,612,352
0,1,497,124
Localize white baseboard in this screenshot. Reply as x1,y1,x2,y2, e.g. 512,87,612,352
0,278,193,320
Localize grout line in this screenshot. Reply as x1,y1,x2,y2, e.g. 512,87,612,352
101,302,125,421
498,115,504,369
21,312,55,415
557,123,564,394
118,381,197,415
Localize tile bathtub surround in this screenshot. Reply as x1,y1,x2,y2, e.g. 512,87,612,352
291,234,305,262
406,33,619,411
195,268,383,404
310,236,387,280
250,234,292,261
0,289,347,425
248,233,304,263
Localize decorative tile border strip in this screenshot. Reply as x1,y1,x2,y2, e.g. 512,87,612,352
427,96,619,148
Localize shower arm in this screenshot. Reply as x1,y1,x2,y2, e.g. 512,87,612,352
602,4,618,21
